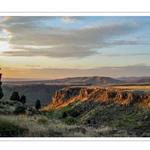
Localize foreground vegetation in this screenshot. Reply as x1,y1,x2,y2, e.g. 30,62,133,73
0,99,150,137
1,113,127,137
1,77,150,137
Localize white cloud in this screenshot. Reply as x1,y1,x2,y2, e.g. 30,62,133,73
60,16,81,23
0,16,144,58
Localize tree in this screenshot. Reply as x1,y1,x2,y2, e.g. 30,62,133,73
35,99,41,110
10,91,20,101
0,86,3,99
0,73,4,99
20,95,26,104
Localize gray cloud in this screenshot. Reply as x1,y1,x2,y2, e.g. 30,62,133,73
1,16,144,58
4,46,100,58
109,40,150,46
60,16,84,23
102,52,150,57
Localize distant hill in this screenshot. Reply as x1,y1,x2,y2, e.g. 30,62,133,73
118,77,150,83
48,76,124,85
4,76,124,85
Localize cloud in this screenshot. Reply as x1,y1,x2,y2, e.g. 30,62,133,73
0,16,144,58
109,40,150,46
4,46,100,58
60,16,82,23
102,52,150,57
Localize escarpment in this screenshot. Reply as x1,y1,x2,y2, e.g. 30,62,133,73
43,86,150,111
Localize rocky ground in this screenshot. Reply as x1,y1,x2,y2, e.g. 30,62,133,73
43,86,150,110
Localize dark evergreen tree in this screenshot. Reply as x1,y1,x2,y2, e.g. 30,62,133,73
20,95,26,104
0,87,3,99
35,99,41,110
0,73,4,99
10,91,20,101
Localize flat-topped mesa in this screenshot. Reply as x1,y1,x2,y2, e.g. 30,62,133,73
0,73,3,99
43,86,150,111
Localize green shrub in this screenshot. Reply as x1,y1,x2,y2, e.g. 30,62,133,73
35,99,41,110
20,95,26,104
64,117,77,125
37,117,48,124
0,86,3,99
14,106,26,115
48,129,63,137
62,112,68,118
0,119,28,137
10,91,20,101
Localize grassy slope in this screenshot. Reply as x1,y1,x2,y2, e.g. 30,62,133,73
1,99,150,137
44,99,150,137
1,85,150,137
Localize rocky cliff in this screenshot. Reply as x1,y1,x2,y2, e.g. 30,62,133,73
0,74,3,99
43,86,150,111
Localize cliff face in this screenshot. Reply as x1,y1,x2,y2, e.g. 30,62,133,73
43,86,150,111
0,74,3,99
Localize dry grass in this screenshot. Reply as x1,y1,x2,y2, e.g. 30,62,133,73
0,114,127,137
0,114,111,137
110,85,150,91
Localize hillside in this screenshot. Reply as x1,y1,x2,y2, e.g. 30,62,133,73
118,77,150,83
4,76,124,85
41,86,150,136
1,75,150,136
47,76,124,85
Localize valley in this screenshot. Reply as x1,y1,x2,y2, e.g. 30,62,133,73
1,75,150,137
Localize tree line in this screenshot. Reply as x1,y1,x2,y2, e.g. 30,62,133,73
10,91,41,110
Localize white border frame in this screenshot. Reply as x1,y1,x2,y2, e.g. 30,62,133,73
0,12,150,141
0,12,150,16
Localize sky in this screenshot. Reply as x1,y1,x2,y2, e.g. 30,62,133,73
0,16,150,80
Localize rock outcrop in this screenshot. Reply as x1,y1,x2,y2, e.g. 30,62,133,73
43,86,150,111
0,74,3,99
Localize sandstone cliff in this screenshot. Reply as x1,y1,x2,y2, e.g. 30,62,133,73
43,86,150,111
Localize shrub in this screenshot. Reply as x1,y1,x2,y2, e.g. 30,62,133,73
64,117,77,125
0,87,3,99
37,117,48,124
14,106,26,115
62,112,68,118
48,129,63,137
10,91,20,101
35,99,41,110
0,119,28,137
68,127,87,134
20,95,26,104
67,109,81,117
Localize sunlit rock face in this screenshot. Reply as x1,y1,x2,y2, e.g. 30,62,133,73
43,86,150,111
0,74,4,99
